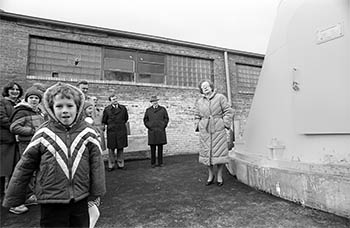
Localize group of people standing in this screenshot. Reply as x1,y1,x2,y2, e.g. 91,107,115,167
76,81,170,171
0,78,233,228
77,79,234,187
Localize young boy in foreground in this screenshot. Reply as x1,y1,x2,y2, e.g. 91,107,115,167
2,82,106,227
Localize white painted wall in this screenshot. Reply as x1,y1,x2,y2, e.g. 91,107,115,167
237,0,350,164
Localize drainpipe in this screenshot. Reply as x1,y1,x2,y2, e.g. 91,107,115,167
224,51,232,104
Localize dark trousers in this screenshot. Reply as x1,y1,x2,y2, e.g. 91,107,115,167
40,198,89,228
0,176,5,196
150,145,163,165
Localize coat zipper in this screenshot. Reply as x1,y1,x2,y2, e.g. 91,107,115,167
66,129,74,200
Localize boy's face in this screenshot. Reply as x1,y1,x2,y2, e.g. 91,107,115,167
53,95,77,126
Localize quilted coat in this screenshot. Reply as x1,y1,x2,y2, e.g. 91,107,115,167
2,83,106,208
195,91,234,166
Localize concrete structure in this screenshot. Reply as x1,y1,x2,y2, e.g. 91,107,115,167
229,0,350,218
0,10,263,156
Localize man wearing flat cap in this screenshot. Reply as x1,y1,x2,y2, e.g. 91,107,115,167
143,95,169,168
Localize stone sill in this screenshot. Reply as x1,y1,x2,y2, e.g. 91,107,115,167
26,75,197,90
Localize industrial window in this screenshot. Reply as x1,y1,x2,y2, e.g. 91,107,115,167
166,56,213,87
103,48,213,87
28,37,102,80
103,48,135,81
103,48,165,84
236,63,261,94
137,52,165,84
28,37,213,88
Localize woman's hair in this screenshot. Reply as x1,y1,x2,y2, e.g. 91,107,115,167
198,79,214,94
47,85,81,111
2,81,23,98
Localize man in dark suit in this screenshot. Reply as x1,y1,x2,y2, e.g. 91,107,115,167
143,95,169,168
102,94,129,171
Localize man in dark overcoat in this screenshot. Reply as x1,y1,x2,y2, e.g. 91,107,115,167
143,95,169,168
102,94,128,171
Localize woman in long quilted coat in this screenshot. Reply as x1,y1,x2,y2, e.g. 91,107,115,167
195,80,233,186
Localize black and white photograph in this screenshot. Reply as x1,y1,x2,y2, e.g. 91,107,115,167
0,0,349,227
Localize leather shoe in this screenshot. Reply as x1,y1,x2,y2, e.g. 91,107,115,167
206,176,215,186
217,181,224,186
151,164,156,168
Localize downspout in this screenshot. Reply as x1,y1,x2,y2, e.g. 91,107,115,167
224,51,232,104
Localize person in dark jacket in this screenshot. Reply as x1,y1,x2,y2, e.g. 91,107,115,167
10,87,45,155
102,94,129,171
9,87,46,211
143,95,169,168
0,81,23,212
2,82,106,227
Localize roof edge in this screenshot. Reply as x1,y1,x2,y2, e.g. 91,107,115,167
0,10,265,58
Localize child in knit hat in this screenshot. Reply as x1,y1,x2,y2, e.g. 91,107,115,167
8,86,45,214
10,86,45,155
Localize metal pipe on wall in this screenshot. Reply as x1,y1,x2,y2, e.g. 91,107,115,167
224,51,232,104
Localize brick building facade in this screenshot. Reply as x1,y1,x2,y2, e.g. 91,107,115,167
0,11,264,156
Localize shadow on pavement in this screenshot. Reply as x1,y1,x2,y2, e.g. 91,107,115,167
1,154,349,227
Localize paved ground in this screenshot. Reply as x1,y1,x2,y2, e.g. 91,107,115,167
1,154,349,228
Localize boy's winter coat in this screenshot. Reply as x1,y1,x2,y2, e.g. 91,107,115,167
2,83,106,208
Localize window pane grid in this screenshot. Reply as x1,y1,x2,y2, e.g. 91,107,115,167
166,56,212,87
237,64,261,94
28,37,102,80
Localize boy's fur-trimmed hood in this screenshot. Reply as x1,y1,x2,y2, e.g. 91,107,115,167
43,82,85,127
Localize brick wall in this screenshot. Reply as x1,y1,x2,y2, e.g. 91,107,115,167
0,15,264,156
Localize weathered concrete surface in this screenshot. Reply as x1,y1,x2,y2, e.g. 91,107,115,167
1,154,349,227
229,151,350,219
